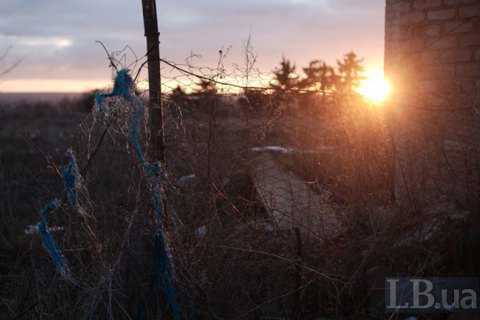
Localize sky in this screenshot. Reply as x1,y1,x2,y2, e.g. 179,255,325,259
0,0,386,93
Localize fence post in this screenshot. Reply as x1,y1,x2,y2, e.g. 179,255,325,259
141,0,165,164
141,2,174,317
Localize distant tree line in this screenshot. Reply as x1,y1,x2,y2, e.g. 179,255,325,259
270,51,365,95
74,51,366,113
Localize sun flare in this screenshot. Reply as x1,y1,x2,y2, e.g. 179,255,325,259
356,70,391,103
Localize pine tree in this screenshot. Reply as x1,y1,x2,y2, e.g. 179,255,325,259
196,79,216,94
270,57,298,91
300,60,336,97
337,51,364,93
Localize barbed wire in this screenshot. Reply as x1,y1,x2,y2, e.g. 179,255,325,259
96,23,478,121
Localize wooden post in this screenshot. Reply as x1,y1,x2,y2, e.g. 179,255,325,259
141,2,173,316
141,0,165,164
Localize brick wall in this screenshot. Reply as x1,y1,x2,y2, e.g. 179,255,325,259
384,0,480,210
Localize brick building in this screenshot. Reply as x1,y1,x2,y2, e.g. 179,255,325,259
384,0,480,211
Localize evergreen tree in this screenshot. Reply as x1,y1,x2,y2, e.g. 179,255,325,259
300,60,336,97
195,79,216,94
337,51,364,93
270,57,298,91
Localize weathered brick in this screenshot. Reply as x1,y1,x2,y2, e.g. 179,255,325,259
441,49,472,62
413,0,442,10
457,63,480,77
387,29,395,37
386,17,400,27
391,32,401,41
400,12,425,25
427,9,456,20
461,34,480,47
460,80,476,92
430,36,458,49
421,51,442,65
419,81,438,92
394,1,411,13
459,5,480,18
392,29,412,41
444,21,474,33
386,41,403,51
408,37,426,52
431,65,456,78
476,49,480,61
387,24,401,34
423,25,442,36
445,0,477,5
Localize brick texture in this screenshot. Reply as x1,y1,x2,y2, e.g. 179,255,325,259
385,0,480,208
427,9,457,21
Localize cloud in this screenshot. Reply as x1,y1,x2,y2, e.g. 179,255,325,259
16,36,73,48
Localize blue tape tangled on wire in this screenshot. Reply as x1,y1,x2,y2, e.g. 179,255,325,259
37,150,84,283
94,69,134,105
37,199,71,278
96,69,179,319
62,149,83,212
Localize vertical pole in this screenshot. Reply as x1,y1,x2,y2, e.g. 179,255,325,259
142,0,165,164
141,2,175,317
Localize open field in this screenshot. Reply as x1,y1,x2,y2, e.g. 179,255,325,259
0,94,477,319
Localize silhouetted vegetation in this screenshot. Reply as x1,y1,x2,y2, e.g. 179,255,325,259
1,49,477,320
270,56,299,91
337,51,365,93
271,51,365,99
299,60,337,95
195,79,216,94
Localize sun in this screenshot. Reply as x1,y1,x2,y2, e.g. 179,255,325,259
355,69,391,103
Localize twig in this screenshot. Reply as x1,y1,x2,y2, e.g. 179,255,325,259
95,41,119,72
81,119,113,176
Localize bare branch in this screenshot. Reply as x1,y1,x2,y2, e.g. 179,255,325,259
0,46,21,79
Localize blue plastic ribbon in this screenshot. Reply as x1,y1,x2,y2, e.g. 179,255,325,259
62,149,83,211
37,199,70,277
96,69,179,319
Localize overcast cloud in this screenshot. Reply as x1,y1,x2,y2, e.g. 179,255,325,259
0,0,385,91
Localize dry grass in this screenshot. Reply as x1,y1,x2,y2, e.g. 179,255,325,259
0,93,478,319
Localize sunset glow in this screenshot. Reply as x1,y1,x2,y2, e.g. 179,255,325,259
1,79,111,93
356,69,391,103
